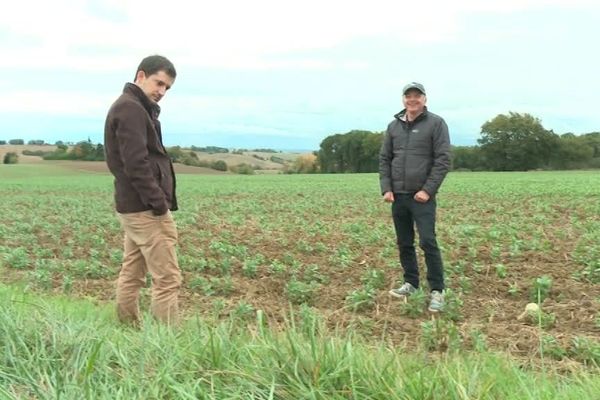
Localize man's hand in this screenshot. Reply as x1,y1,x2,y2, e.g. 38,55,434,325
414,190,430,203
383,192,395,203
152,206,168,216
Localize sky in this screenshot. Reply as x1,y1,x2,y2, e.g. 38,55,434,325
1,0,599,150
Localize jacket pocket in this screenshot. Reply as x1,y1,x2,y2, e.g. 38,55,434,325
152,161,162,184
155,161,173,200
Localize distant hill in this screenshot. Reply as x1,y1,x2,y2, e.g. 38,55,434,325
0,144,57,164
0,144,312,174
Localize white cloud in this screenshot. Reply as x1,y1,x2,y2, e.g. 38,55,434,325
457,0,595,13
2,0,599,147
0,90,111,116
0,0,594,70
1,0,460,71
2,0,596,71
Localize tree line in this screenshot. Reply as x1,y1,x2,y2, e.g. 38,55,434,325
40,141,105,161
315,112,600,173
318,130,382,173
1,139,37,145
4,112,598,172
2,140,265,174
455,113,600,171
1,139,105,161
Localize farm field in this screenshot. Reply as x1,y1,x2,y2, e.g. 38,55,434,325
1,163,599,367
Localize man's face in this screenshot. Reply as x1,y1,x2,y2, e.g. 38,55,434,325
135,70,175,103
402,89,426,114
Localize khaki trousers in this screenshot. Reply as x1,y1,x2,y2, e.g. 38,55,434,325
116,210,181,326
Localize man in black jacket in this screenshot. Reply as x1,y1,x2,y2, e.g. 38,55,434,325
104,55,181,325
379,82,451,312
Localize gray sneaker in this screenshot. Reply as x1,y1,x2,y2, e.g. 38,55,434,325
428,290,444,313
389,282,417,298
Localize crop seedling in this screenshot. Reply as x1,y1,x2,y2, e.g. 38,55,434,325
440,288,463,321
569,336,600,365
470,328,488,352
530,275,553,303
346,288,375,312
231,301,255,321
541,335,567,361
242,259,259,278
286,278,319,305
303,264,328,284
361,269,386,290
400,289,428,318
4,247,30,269
495,263,507,278
421,319,462,352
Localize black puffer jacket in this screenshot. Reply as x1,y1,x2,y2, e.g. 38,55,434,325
379,107,451,196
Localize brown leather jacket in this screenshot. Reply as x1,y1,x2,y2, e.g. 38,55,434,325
104,83,177,215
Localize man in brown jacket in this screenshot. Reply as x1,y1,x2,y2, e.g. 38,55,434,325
104,55,181,326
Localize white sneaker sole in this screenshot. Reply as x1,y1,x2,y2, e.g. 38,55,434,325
389,289,413,299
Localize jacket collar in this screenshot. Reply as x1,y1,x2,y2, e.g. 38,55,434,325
394,106,428,122
123,83,161,119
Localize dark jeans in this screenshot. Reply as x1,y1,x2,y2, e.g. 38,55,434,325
391,193,444,291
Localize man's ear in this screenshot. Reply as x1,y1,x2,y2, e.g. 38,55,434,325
134,70,146,84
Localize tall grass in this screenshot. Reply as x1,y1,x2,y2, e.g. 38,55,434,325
1,284,599,399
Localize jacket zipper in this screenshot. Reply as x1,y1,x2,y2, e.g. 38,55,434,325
402,120,412,192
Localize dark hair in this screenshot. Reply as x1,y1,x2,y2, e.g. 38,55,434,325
135,55,177,80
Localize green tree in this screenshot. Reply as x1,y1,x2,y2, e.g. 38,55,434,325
478,112,559,171
286,153,318,174
43,141,104,161
552,134,594,169
317,130,383,173
318,134,343,173
93,144,105,161
580,132,600,158
3,152,19,164
211,160,228,171
191,146,229,154
231,163,255,175
358,132,384,172
166,146,185,162
452,146,484,171
71,141,95,160
339,133,358,172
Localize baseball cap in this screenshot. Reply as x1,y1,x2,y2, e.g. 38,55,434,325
402,82,426,95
